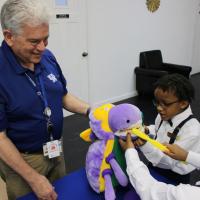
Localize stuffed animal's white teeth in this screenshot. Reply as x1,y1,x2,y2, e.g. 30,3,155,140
115,131,129,137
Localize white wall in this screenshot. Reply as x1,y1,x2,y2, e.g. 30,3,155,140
87,0,199,105
191,2,200,74
0,0,199,107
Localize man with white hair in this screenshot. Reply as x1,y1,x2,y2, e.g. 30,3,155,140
0,0,90,199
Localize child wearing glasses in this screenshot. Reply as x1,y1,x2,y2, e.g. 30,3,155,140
136,73,200,185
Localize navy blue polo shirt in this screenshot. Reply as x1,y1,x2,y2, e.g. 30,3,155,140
0,41,68,152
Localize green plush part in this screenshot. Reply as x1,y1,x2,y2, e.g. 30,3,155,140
111,137,127,187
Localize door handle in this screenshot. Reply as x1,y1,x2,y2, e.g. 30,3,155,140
82,52,88,57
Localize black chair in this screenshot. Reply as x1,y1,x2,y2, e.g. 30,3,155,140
134,50,192,96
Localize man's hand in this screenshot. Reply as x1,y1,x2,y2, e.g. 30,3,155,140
119,132,135,151
163,143,188,161
0,132,57,200
29,174,57,200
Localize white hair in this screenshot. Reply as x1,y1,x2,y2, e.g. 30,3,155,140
0,0,51,35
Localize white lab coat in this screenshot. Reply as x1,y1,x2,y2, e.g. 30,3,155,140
125,148,200,200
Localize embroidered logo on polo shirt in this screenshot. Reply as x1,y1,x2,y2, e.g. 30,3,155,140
47,73,57,83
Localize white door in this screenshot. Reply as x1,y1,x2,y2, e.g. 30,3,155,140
0,1,5,42
47,0,89,116
0,33,3,43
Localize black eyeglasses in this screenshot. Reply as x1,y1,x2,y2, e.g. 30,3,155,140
152,99,179,108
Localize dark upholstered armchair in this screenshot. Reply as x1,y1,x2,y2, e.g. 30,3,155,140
134,50,192,96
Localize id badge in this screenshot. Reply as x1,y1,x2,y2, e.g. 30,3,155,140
47,140,60,158
43,140,62,158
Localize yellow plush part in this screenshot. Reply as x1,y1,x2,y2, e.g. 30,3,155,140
80,128,92,142
93,104,114,133
92,104,115,191
99,139,114,192
131,128,169,152
80,103,116,192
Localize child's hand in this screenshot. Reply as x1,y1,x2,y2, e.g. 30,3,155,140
133,138,146,147
119,132,135,151
144,125,149,135
163,143,188,161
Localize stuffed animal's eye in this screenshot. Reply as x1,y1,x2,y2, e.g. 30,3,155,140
126,120,130,123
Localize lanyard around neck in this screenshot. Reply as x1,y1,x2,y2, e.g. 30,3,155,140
25,72,51,118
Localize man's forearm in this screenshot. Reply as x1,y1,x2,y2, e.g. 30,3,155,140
62,93,90,115
0,132,39,184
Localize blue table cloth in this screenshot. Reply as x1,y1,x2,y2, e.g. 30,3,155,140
18,167,175,200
